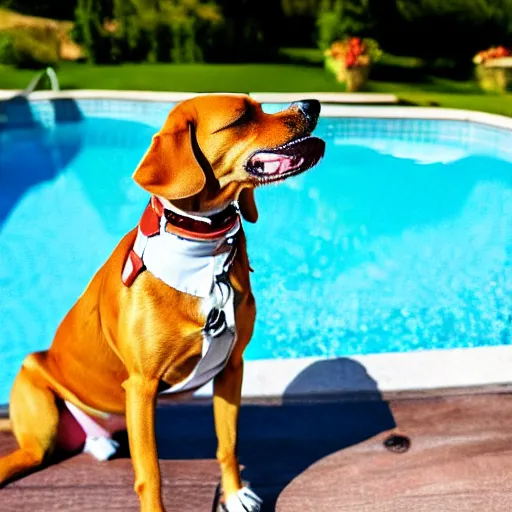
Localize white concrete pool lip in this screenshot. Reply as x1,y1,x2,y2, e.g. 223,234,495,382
191,345,512,398
0,89,399,104
1,88,511,399
2,88,512,130
1,346,510,409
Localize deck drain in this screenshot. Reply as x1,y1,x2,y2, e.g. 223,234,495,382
383,434,411,453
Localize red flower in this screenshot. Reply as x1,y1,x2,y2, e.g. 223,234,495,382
474,45,511,64
345,51,356,68
496,46,509,58
352,44,362,57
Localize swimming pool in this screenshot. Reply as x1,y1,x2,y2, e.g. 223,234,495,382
1,97,512,404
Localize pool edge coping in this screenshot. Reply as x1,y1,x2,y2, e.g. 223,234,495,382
201,345,512,398
0,89,399,104
0,89,511,401
2,346,509,410
0,88,511,129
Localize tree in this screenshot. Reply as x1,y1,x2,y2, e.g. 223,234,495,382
74,0,119,64
316,0,372,50
151,0,222,63
365,0,512,79
73,0,223,64
211,0,284,62
1,0,78,20
394,0,512,63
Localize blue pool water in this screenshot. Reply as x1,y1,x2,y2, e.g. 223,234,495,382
1,100,512,404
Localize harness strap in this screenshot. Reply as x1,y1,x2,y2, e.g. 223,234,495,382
139,197,162,237
122,199,161,286
122,197,240,289
119,196,241,396
121,249,145,287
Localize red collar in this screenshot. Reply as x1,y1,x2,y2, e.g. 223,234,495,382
139,196,240,241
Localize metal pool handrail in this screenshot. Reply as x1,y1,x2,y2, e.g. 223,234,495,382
22,66,60,97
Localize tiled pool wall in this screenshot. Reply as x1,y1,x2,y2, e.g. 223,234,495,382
0,97,175,131
2,98,512,162
0,98,512,162
322,118,512,162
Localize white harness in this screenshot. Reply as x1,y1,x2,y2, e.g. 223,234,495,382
122,197,241,394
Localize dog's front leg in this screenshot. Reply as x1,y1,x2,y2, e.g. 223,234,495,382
214,360,262,512
123,375,165,512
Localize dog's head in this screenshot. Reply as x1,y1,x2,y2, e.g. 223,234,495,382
133,94,325,223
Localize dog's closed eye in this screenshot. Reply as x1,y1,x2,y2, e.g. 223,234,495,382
213,104,254,133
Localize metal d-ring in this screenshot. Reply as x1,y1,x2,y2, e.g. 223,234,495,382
205,307,227,337
214,272,232,308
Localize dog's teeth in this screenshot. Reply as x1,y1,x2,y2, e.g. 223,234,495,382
265,161,280,174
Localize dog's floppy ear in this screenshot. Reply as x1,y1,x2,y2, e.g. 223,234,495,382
238,188,258,223
133,116,206,200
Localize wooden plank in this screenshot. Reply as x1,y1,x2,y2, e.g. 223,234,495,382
277,394,512,512
0,411,221,512
1,483,219,512
0,434,220,511
0,400,396,511
5,395,512,511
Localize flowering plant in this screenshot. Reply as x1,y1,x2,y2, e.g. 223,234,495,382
473,46,510,65
325,37,382,69
103,19,120,34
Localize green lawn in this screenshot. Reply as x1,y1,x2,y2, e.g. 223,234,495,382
1,60,512,117
367,79,512,117
0,62,345,93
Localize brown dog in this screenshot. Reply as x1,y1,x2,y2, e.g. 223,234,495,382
0,94,325,511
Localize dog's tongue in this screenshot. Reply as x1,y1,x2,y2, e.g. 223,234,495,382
256,153,304,175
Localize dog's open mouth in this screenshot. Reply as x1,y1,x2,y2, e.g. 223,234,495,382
245,136,325,182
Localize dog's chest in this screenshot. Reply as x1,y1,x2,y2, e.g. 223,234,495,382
123,209,240,394
158,276,237,395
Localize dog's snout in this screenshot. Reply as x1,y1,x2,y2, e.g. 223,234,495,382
292,99,321,130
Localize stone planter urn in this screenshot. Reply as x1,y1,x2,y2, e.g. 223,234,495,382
346,66,370,92
324,54,371,91
473,47,512,93
324,37,380,92
324,54,346,82
475,57,512,93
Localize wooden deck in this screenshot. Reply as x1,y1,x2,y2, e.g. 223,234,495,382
1,391,512,511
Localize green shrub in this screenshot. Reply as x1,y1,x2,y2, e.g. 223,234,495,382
150,23,173,62
182,19,201,63
316,0,372,51
2,0,76,20
0,31,15,65
159,1,219,63
73,0,223,64
316,0,343,51
364,37,382,63
208,0,282,63
0,27,59,68
373,0,512,75
74,0,120,64
169,18,204,63
112,0,153,63
71,0,286,65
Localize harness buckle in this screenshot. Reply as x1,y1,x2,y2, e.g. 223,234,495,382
204,308,227,337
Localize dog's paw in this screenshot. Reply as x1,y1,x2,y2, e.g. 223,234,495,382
223,487,262,512
83,436,120,461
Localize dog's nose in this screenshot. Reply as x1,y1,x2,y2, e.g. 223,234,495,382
292,99,321,130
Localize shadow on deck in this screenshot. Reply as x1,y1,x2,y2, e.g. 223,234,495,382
2,360,512,511
0,358,395,511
